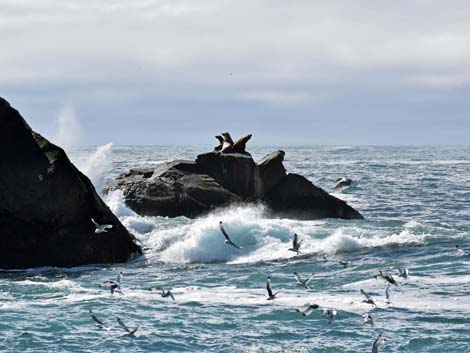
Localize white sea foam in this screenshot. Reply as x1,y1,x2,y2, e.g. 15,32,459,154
77,143,113,192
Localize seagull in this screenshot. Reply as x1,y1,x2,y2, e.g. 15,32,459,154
91,218,113,234
101,272,123,295
398,267,409,279
293,272,314,289
339,260,350,268
288,233,302,254
89,310,107,329
362,313,374,327
456,245,470,257
385,284,391,304
219,221,242,249
117,317,139,337
266,276,280,300
361,289,376,307
371,333,385,353
322,308,337,323
148,287,175,300
375,270,399,287
296,303,320,316
334,177,353,189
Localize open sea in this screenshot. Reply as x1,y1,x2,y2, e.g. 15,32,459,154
1,145,469,353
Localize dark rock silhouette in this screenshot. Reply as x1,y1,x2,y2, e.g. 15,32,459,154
112,133,364,220
0,97,141,269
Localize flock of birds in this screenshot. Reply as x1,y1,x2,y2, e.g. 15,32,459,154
88,186,469,352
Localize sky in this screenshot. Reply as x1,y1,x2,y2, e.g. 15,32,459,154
1,0,470,146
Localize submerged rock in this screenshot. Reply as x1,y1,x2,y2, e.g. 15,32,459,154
0,97,141,269
112,140,364,221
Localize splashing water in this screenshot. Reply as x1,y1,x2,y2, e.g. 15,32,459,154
77,143,113,193
53,104,82,151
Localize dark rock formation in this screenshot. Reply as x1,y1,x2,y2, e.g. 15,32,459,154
196,152,262,199
0,97,141,269
113,160,241,218
258,150,286,196
264,173,363,220
112,143,364,221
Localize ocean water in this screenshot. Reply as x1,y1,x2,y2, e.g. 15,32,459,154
1,145,469,353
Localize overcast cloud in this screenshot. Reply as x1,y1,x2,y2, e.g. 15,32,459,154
1,0,470,145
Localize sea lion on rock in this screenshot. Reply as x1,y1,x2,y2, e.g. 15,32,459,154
231,134,252,154
214,135,224,151
220,132,234,153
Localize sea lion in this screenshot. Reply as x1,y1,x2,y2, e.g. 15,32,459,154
214,135,224,151
220,132,234,153
231,134,252,153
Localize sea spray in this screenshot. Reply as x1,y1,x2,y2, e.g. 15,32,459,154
53,104,82,151
77,143,113,193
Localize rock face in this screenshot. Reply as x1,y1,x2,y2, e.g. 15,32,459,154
0,97,141,269
112,146,364,221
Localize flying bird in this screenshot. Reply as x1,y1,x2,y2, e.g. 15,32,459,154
266,276,280,300
385,284,391,304
456,245,470,257
91,218,113,234
333,177,353,189
322,308,337,323
101,272,123,295
375,270,399,287
371,333,385,353
398,267,409,279
361,289,377,307
117,317,139,336
288,233,302,254
293,272,314,289
296,303,320,316
339,260,350,268
362,313,374,327
89,310,107,329
219,221,242,249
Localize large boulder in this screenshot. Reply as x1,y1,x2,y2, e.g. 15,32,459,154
258,150,286,195
111,147,364,221
264,173,364,220
113,160,241,218
0,97,141,269
196,152,263,199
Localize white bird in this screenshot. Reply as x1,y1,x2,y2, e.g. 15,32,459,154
91,218,113,234
101,272,123,295
398,267,410,279
293,272,314,289
322,308,337,323
371,333,385,353
361,289,376,307
385,284,391,304
117,317,139,336
219,221,242,249
334,177,353,189
456,245,470,257
296,303,320,316
362,313,374,327
89,310,107,329
266,276,280,300
288,233,302,254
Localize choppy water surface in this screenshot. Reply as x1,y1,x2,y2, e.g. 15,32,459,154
1,145,469,353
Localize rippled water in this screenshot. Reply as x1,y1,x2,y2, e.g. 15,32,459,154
1,145,469,353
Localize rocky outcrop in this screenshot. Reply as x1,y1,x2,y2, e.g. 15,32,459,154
0,97,141,269
264,173,363,220
112,145,364,221
114,160,241,218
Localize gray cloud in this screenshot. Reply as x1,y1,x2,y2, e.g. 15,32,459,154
1,0,469,144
